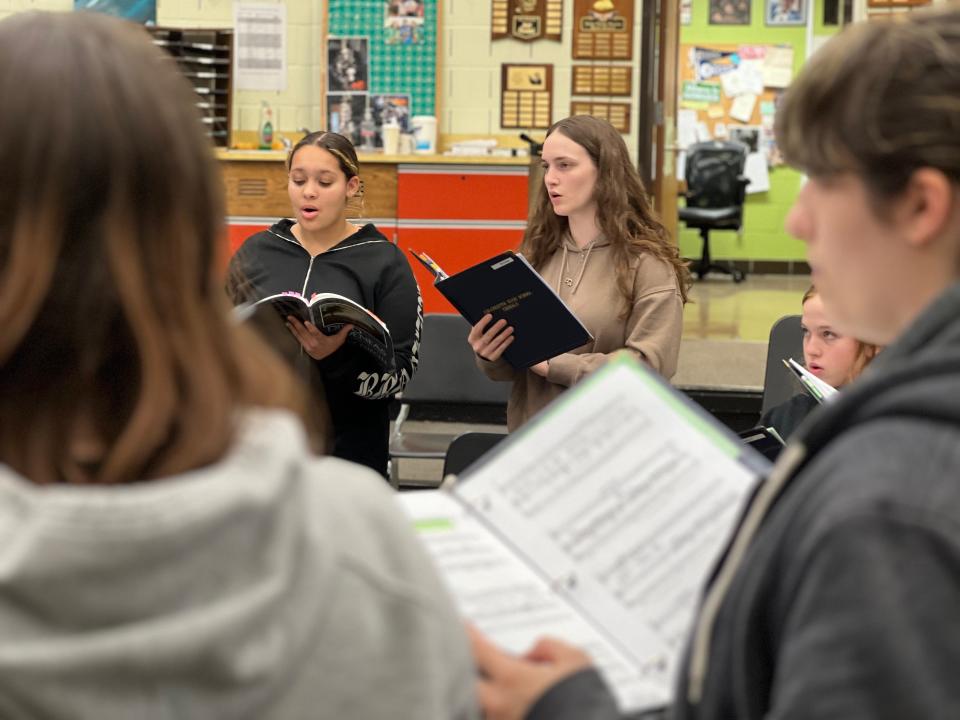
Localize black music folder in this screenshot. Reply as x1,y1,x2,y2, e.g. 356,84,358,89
738,425,786,462
410,249,592,369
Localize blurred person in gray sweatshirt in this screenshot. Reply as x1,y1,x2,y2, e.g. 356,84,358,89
0,11,476,720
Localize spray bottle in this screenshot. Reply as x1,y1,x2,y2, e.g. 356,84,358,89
258,101,274,150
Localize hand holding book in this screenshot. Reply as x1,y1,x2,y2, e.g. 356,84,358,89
235,290,395,372
467,314,515,364
469,626,596,720
410,249,592,368
285,315,353,361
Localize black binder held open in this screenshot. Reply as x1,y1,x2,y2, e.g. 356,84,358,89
410,249,593,369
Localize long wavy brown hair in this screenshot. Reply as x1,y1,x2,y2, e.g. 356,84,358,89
0,12,313,485
522,116,691,310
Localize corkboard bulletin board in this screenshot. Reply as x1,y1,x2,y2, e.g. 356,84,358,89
679,43,780,137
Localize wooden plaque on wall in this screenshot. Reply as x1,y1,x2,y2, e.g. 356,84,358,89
501,64,553,129
570,100,631,133
491,0,563,42
572,0,634,60
571,65,632,96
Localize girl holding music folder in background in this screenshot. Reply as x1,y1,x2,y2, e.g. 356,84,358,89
0,12,475,718
469,115,690,430
472,8,960,719
761,285,879,443
229,131,422,477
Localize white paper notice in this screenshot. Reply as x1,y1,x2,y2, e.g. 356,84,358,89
234,3,287,91
738,61,765,95
762,45,794,89
744,151,770,193
729,93,757,123
678,109,699,149
720,69,745,98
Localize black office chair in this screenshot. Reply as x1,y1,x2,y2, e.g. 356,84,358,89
679,140,750,283
760,314,804,416
388,314,510,486
441,431,507,480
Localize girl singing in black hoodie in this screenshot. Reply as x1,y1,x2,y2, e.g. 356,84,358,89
229,131,421,477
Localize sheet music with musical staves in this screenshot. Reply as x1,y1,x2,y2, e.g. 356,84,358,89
398,357,767,713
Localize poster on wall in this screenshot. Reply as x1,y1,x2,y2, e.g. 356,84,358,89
765,0,807,25
385,0,425,45
680,0,693,25
708,0,751,25
491,0,563,42
327,93,368,147
74,0,155,25
327,37,369,92
370,93,412,144
234,3,287,92
691,47,739,82
728,126,760,153
572,0,634,60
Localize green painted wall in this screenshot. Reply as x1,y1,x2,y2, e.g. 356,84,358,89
678,0,840,262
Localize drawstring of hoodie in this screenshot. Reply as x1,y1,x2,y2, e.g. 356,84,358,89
686,442,808,704
555,238,597,295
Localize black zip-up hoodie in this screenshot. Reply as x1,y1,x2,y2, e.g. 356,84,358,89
230,220,422,476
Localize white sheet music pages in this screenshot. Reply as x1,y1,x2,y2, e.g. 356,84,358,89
397,357,765,713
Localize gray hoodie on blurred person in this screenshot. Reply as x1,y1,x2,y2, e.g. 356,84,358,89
0,410,477,720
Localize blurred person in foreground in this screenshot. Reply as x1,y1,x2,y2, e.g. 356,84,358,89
0,11,475,720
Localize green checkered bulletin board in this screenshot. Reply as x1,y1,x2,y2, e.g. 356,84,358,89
327,0,438,117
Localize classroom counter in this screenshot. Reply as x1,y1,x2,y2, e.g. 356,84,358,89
215,148,531,165
220,152,532,313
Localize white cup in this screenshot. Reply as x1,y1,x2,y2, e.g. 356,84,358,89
398,133,415,155
411,115,437,154
382,123,400,155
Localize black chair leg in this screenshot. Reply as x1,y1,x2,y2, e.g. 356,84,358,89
695,228,746,283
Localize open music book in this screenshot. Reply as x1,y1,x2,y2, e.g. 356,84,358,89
783,357,837,404
398,357,767,713
236,291,395,371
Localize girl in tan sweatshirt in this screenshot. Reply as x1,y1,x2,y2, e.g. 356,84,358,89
470,115,690,430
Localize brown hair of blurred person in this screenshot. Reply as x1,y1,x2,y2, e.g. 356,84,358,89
0,11,316,485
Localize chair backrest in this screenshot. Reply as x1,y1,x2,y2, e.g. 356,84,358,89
442,431,507,478
402,313,510,406
684,140,749,210
761,314,805,416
